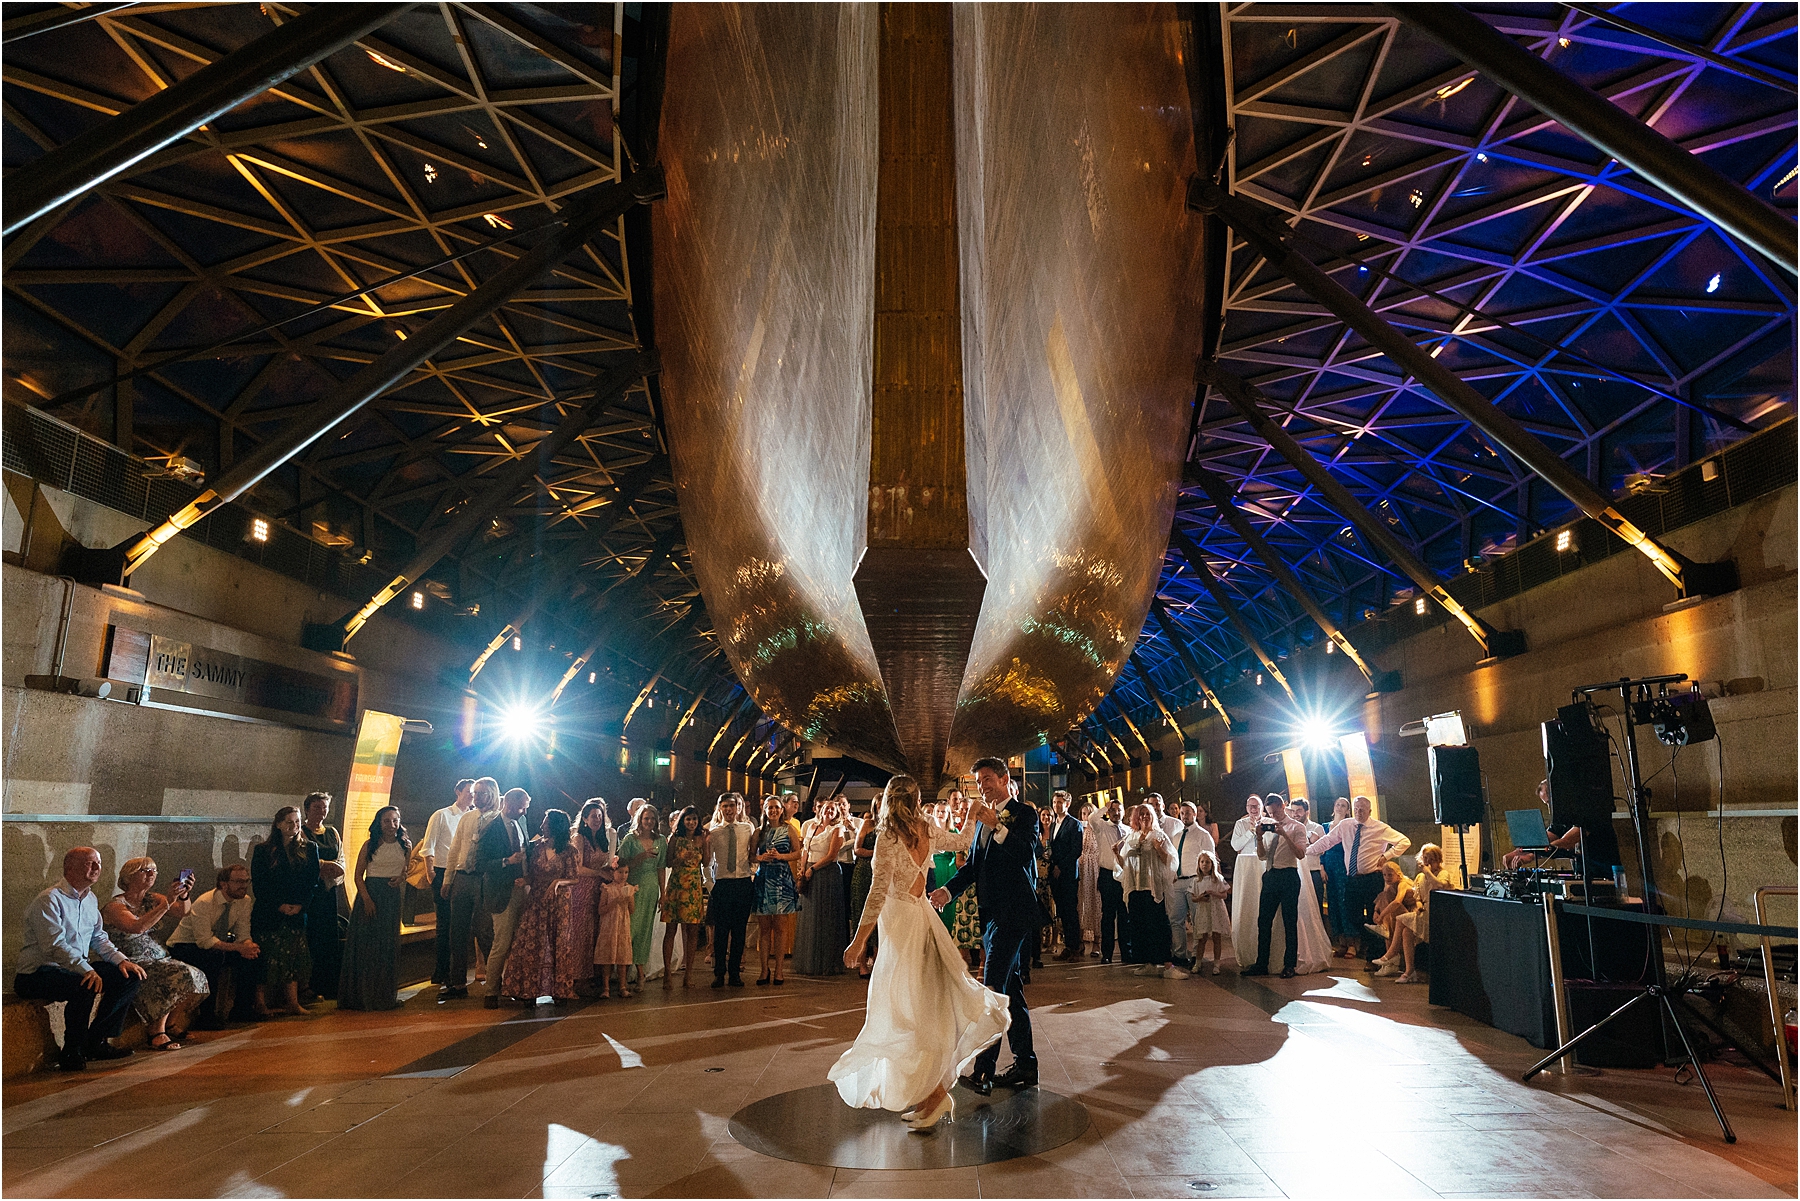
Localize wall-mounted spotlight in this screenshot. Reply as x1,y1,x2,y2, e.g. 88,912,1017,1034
250,517,269,543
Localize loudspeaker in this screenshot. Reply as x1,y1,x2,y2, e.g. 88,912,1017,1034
1430,744,1484,826
1543,703,1613,829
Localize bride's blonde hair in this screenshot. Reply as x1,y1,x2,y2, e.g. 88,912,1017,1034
878,775,927,848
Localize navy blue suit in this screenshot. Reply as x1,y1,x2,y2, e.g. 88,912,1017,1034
1046,813,1084,957
945,796,1042,1077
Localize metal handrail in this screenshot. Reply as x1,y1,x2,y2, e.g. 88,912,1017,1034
1753,885,1797,1111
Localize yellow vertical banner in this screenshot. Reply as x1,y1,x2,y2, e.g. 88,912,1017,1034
1281,749,1310,802
342,710,406,892
1340,731,1379,821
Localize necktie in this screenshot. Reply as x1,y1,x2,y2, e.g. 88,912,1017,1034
724,825,737,874
1351,822,1364,875
212,896,234,941
1177,828,1188,875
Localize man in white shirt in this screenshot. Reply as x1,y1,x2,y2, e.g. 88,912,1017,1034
13,847,148,1070
1242,797,1311,978
1299,795,1410,962
1288,799,1327,921
1165,802,1217,970
168,863,259,1027
438,777,498,1000
1149,793,1182,842
421,778,475,986
707,793,755,988
1090,798,1129,963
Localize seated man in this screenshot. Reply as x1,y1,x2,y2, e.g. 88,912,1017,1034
14,847,148,1071
167,863,261,1026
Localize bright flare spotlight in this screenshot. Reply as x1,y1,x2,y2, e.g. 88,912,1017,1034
1297,715,1339,751
498,704,545,743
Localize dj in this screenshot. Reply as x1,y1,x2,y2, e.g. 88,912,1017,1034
1502,779,1623,872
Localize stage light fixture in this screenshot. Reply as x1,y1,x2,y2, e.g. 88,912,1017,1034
1400,709,1468,747
588,671,597,684
1414,596,1428,615
1297,716,1339,751
512,636,523,651
250,517,269,543
498,704,544,743
1555,529,1573,553
410,590,424,610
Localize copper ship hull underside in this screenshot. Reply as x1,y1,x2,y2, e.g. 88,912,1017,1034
656,3,1202,782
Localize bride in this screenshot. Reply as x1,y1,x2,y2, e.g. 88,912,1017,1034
829,775,1010,1131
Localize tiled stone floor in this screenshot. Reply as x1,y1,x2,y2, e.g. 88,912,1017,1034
3,962,1793,1198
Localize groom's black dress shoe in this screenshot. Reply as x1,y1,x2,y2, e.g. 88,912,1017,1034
995,1064,1038,1090
957,1071,994,1096
1240,966,1269,977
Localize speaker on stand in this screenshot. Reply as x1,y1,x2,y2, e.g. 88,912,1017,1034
1430,744,1484,888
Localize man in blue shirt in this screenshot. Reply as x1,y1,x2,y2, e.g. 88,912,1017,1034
14,847,148,1071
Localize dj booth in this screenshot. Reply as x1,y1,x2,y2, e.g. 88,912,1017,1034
1428,890,1662,1065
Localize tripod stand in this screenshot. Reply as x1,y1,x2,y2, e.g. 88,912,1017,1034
1521,675,1739,1142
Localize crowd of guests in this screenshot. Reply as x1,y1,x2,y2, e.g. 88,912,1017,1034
14,777,1451,1072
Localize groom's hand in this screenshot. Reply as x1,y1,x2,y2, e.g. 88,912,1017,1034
929,887,950,910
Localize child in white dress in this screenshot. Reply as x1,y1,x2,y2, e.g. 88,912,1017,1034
1187,851,1231,974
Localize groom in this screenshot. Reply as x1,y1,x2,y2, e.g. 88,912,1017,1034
932,756,1042,1094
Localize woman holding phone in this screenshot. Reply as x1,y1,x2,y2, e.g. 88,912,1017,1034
102,858,210,1050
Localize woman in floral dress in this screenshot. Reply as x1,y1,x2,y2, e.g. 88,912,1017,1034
501,809,578,1003
659,807,709,988
102,858,209,1050
571,800,613,992
944,796,983,973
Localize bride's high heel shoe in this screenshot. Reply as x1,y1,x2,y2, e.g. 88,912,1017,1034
905,1091,954,1131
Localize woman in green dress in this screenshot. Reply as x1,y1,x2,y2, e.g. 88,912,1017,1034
659,807,709,989
617,805,666,990
926,799,958,935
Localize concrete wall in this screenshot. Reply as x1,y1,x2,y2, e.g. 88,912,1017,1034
1085,484,1798,941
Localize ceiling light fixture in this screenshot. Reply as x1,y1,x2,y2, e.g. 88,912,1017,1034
483,213,514,231
367,50,407,73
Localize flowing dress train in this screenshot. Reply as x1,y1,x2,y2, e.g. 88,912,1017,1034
829,823,1009,1111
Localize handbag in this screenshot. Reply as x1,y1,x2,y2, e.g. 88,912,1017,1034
404,842,433,891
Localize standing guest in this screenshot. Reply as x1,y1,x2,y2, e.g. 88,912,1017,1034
301,791,346,1002
168,864,260,1027
1297,795,1411,963
833,798,858,941
751,795,802,985
1165,802,1217,970
1241,796,1311,979
1117,804,1181,976
943,799,984,974
101,858,208,1051
252,805,321,1017
707,793,755,988
1030,807,1055,971
1091,798,1129,963
660,807,710,988
1045,790,1084,962
619,805,667,989
782,794,805,848
1289,799,1327,920
848,795,882,979
1321,797,1356,958
1187,852,1231,974
794,799,847,976
439,778,498,1000
476,787,532,1008
420,779,475,987
570,800,614,993
339,806,410,1011
14,848,147,1071
502,809,579,1003
1076,800,1102,956
1149,793,1182,842
1194,799,1221,850
1229,796,1267,970
1386,845,1451,983
593,860,636,999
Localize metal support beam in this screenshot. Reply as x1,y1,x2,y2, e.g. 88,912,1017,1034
1203,363,1520,660
467,456,666,681
546,525,682,705
320,352,655,648
1128,652,1185,740
1107,698,1154,756
671,681,719,744
1189,176,1732,599
708,694,758,760
1166,525,1298,704
1186,464,1388,688
1149,598,1235,731
1385,5,1796,274
1564,4,1797,95
108,167,666,582
620,667,667,735
3,4,412,234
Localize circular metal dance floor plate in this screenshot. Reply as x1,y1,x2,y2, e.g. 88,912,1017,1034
728,1083,1089,1170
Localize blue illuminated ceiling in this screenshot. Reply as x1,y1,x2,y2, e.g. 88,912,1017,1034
1102,2,1795,754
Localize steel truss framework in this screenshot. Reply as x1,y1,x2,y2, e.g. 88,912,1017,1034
1104,2,1796,748
2,3,743,733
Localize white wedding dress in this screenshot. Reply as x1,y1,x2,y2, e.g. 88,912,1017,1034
829,822,1010,1111
1229,818,1332,975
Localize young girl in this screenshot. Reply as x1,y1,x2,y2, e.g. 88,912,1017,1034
1187,851,1231,975
593,868,636,999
